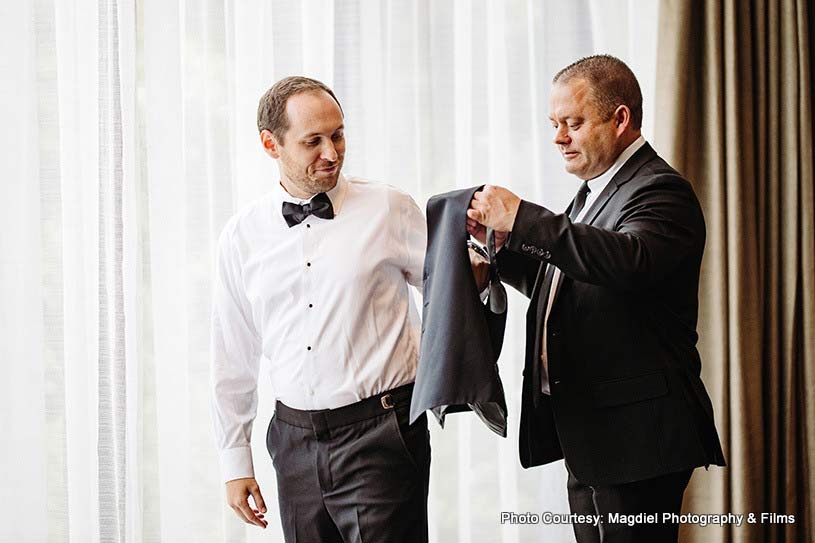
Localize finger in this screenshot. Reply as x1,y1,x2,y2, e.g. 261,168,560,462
238,503,267,529
250,487,268,515
230,503,255,526
471,191,487,206
466,208,481,222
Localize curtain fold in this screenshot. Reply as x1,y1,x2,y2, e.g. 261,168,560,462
655,0,815,541
98,0,128,540
35,0,70,541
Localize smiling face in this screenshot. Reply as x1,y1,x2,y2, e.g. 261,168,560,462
261,90,345,198
548,78,626,181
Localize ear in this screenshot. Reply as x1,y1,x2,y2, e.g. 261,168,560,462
260,129,281,159
613,105,632,136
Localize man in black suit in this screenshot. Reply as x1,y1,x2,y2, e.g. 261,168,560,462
466,55,725,543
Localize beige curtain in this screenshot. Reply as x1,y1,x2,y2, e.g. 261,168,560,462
654,0,815,542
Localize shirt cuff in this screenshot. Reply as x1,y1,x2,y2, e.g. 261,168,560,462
219,446,255,483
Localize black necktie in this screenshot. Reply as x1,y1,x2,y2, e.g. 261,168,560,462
539,180,592,298
568,181,591,221
281,192,334,227
533,180,592,401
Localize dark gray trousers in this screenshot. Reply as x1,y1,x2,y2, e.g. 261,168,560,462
266,384,430,543
567,465,694,543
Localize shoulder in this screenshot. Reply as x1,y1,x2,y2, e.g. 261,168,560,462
217,192,276,246
626,151,699,198
343,175,421,211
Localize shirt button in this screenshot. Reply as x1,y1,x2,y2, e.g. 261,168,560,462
308,303,313,308
307,346,312,351
306,262,311,267
306,224,311,228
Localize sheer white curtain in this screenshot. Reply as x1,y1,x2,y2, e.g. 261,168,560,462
0,1,659,541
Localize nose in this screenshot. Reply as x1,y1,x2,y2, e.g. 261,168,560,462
553,125,570,146
320,141,338,162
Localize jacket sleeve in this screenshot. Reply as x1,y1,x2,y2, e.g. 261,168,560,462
506,175,705,291
495,245,541,299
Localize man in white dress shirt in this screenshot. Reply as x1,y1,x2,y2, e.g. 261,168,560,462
210,76,430,542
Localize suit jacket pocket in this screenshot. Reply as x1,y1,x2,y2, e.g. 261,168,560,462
592,370,668,408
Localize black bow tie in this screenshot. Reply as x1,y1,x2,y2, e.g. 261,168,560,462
281,192,334,227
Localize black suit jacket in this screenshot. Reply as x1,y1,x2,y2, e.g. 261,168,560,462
498,143,726,485
410,186,508,436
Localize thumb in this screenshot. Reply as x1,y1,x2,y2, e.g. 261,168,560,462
466,208,481,222
250,486,267,514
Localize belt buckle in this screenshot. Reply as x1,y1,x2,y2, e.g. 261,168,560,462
380,394,395,409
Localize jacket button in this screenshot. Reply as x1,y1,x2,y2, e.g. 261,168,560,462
542,250,551,259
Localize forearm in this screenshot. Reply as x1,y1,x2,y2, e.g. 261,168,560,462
495,243,540,298
506,181,704,291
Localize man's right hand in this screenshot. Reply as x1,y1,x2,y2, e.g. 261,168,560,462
226,477,268,529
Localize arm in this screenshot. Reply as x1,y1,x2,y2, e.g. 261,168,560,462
495,246,541,298
507,176,704,291
400,191,427,289
210,223,268,528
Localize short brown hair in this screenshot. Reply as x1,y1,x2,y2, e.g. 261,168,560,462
553,54,643,130
257,76,343,141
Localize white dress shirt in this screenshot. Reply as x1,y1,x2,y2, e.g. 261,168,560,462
541,136,646,393
211,174,426,482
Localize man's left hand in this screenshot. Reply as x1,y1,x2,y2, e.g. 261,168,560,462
468,247,490,291
467,185,521,233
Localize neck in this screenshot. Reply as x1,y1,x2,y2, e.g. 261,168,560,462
617,131,641,154
279,178,316,200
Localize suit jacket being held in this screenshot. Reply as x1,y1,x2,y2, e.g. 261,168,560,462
498,143,726,485
410,186,508,436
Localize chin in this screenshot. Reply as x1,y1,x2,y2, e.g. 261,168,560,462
564,164,581,176
312,174,339,193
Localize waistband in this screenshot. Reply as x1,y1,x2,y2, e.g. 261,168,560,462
274,383,414,431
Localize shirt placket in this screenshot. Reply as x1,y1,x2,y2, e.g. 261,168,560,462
302,216,317,407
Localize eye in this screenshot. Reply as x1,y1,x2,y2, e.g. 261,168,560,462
305,139,319,147
568,122,582,130
332,131,344,141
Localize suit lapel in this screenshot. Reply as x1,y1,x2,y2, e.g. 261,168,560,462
581,143,656,226
548,143,657,306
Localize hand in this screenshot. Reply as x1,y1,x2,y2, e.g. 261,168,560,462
466,185,521,234
469,247,490,291
226,477,268,529
466,218,509,250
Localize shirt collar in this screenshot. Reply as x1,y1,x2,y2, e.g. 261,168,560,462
274,173,349,215
586,135,646,194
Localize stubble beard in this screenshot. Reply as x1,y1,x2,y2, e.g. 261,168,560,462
282,160,342,196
